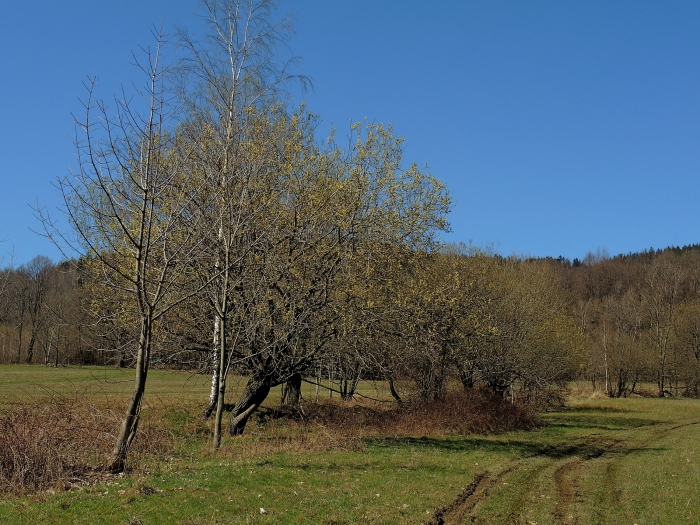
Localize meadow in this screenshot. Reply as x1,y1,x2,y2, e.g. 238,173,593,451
1,365,699,524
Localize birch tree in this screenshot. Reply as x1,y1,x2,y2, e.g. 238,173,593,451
173,0,307,448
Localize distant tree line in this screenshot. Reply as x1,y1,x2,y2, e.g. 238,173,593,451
0,257,87,367
555,246,700,398
7,245,700,404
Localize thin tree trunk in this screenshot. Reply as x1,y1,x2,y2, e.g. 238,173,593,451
107,316,151,473
26,333,37,364
213,314,227,449
16,321,23,364
43,336,51,366
203,313,221,419
603,324,610,396
387,374,403,405
54,331,60,368
315,366,321,401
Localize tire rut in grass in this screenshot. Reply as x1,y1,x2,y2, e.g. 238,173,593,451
424,468,514,525
424,440,605,525
552,437,623,525
581,421,698,523
552,458,582,525
425,420,684,525
668,420,700,431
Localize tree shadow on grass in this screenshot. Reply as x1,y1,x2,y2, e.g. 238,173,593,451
560,405,632,413
365,435,586,458
541,414,663,431
365,435,666,462
364,406,666,460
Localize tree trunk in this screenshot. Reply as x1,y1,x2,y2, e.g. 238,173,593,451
16,321,23,364
54,331,60,368
281,373,302,406
282,373,301,405
315,366,321,401
203,313,221,419
658,348,668,397
213,315,227,449
340,376,360,400
227,375,271,436
43,335,52,366
387,374,403,404
106,317,151,473
26,333,37,364
603,324,610,397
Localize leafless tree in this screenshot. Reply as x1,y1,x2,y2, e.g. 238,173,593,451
17,255,54,364
40,27,209,471
0,250,11,322
642,255,684,396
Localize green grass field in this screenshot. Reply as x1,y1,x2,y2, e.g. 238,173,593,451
1,365,699,524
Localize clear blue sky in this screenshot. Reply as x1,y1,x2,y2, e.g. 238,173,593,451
1,1,698,266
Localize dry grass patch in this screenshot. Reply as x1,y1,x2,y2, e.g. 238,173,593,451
202,389,537,461
0,392,172,494
261,388,537,439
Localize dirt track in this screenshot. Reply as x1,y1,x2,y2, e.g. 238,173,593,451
424,438,615,525
422,420,694,525
425,469,513,525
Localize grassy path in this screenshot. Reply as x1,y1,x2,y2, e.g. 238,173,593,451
428,399,700,525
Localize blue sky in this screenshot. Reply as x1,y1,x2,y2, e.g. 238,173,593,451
1,1,698,266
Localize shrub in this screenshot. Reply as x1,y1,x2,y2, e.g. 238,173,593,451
0,393,170,493
270,388,538,438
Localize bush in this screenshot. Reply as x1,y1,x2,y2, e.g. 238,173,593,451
0,393,170,494
271,388,538,438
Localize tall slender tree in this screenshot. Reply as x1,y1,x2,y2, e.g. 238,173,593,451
18,255,54,364
41,28,208,471
173,0,308,448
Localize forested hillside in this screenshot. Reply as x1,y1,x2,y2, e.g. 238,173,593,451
559,245,700,398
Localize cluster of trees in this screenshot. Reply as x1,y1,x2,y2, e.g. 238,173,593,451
0,257,85,367
7,247,700,408
2,0,576,471
557,246,700,398
359,245,582,406
1,0,696,472
31,0,454,470
0,247,583,445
